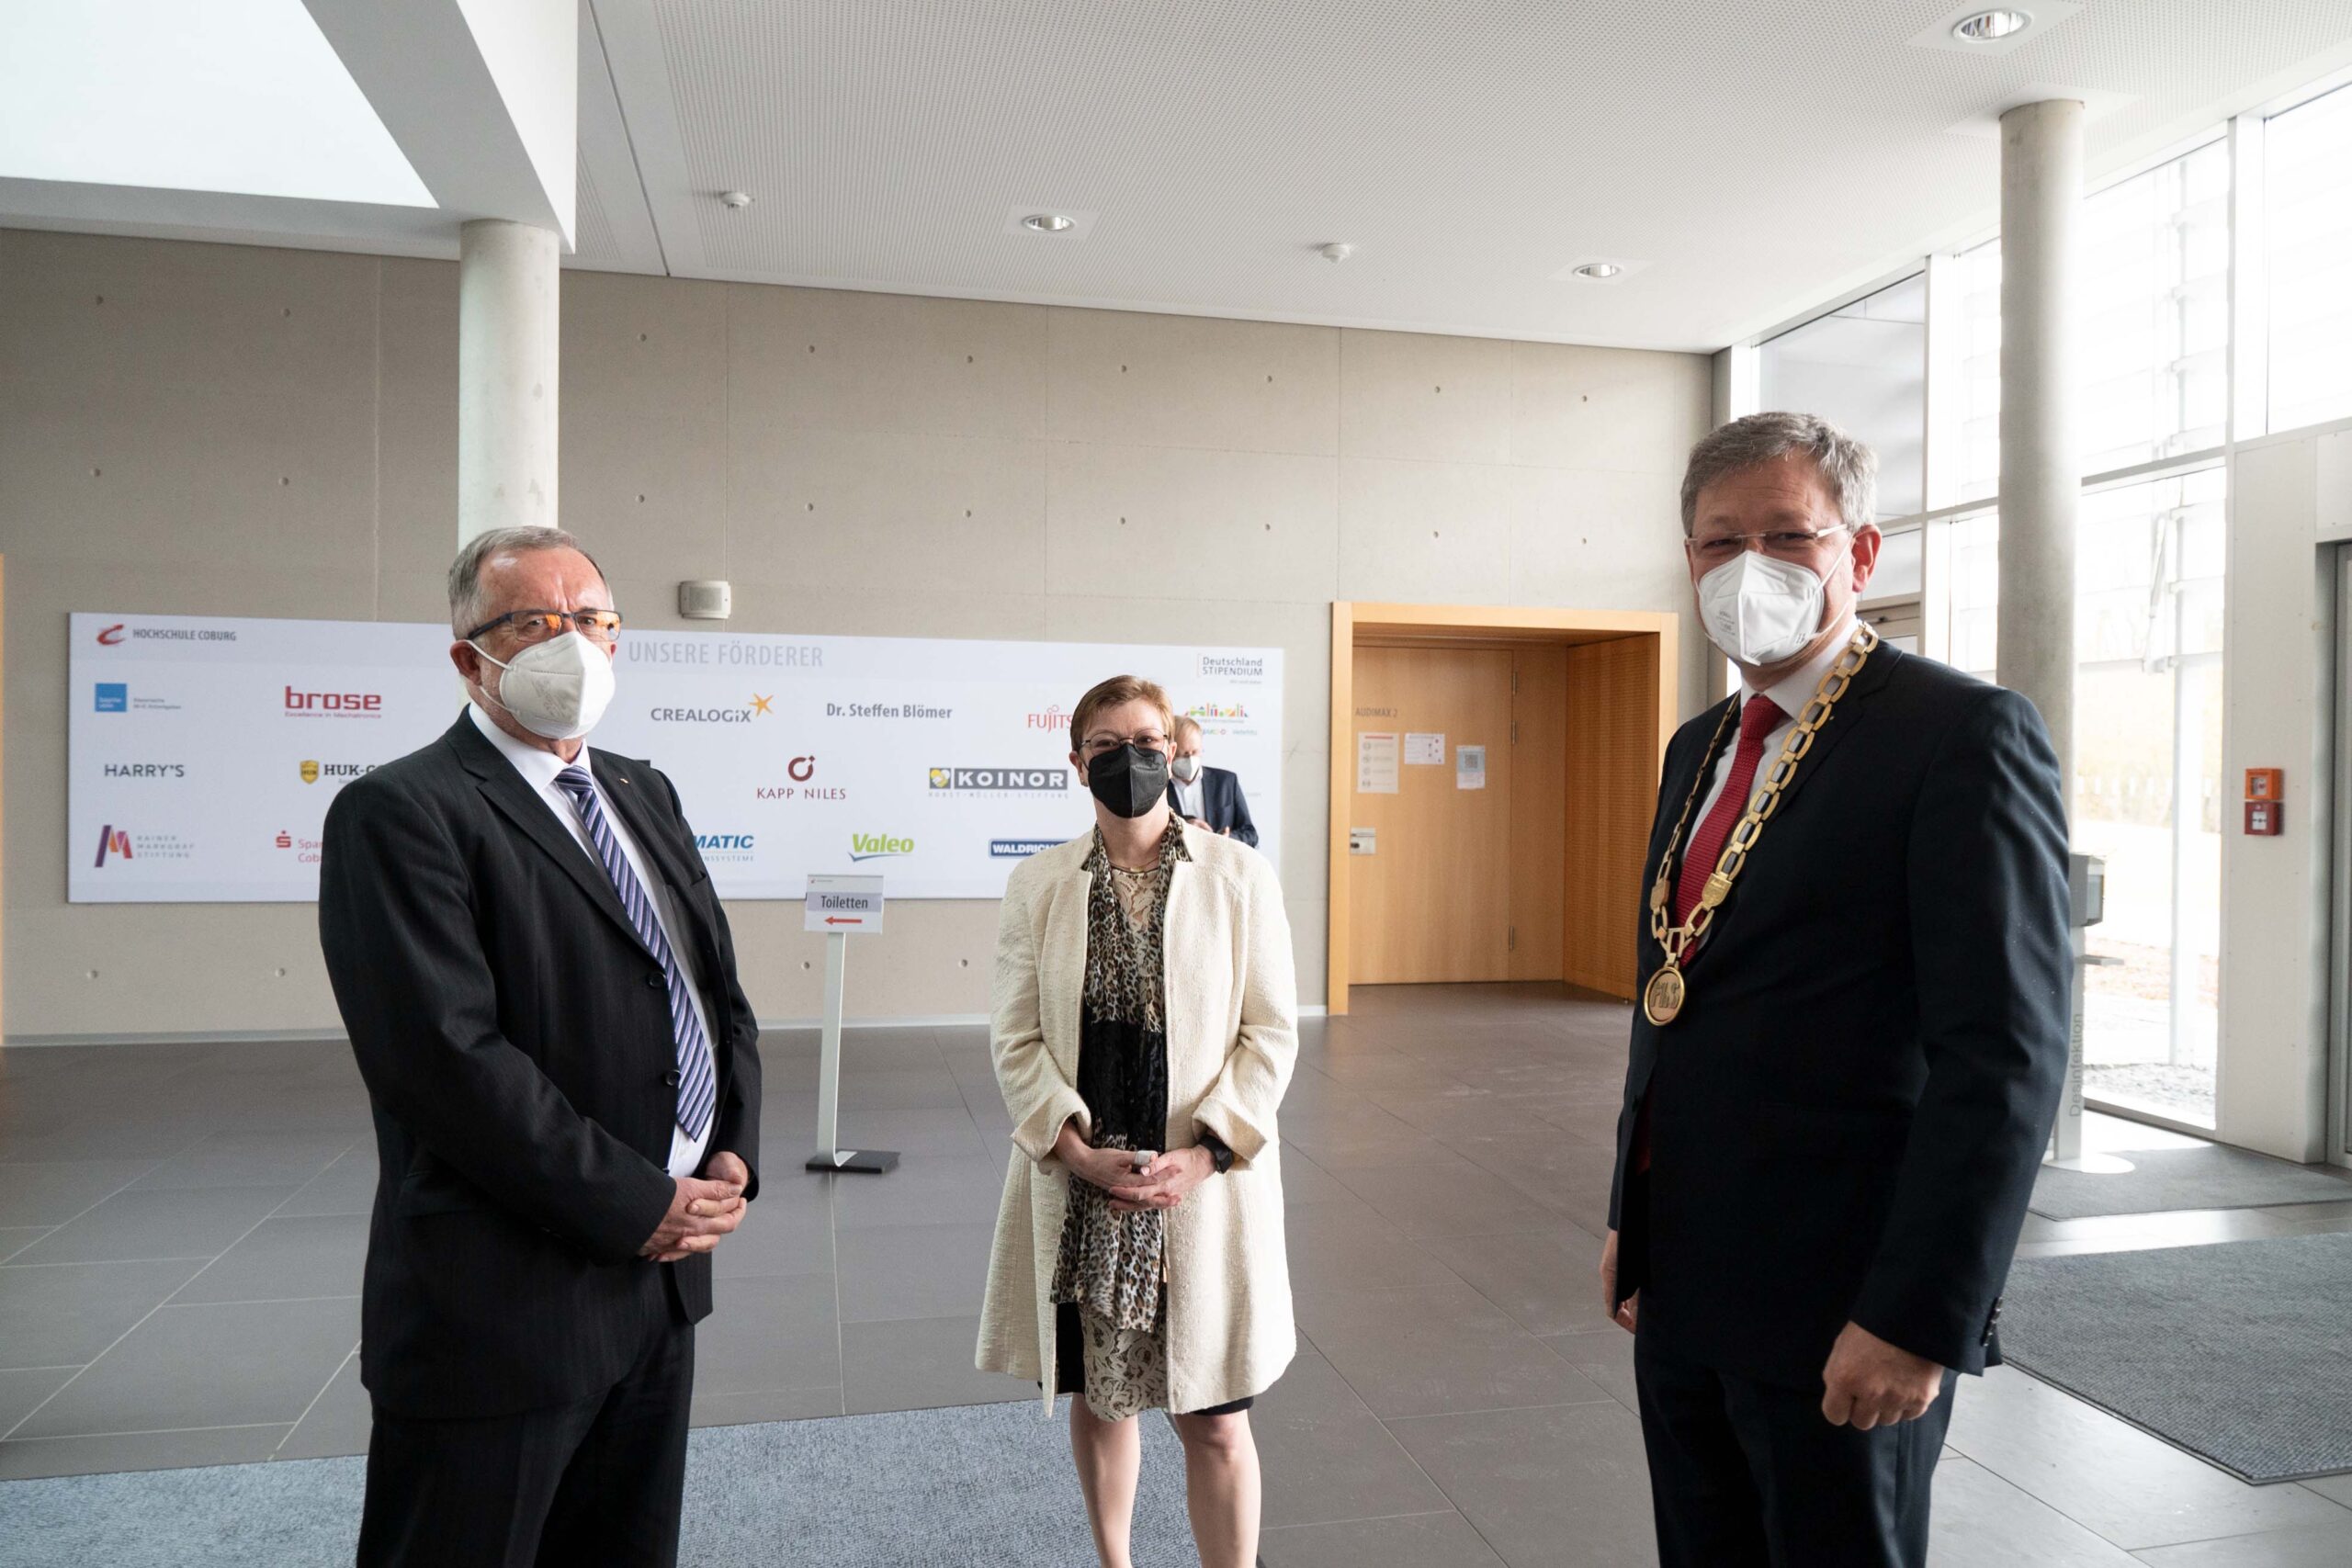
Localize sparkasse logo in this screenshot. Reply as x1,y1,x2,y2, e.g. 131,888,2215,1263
284,686,382,717
849,832,914,862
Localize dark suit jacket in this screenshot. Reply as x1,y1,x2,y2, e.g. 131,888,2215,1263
1606,645,2068,1390
319,713,763,1419
1168,765,1259,848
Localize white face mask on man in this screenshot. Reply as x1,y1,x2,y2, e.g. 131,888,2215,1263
1170,755,1202,784
1695,540,1851,668
469,631,616,741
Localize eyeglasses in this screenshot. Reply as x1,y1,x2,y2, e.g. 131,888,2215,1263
1081,731,1168,757
464,607,624,644
1685,527,1850,568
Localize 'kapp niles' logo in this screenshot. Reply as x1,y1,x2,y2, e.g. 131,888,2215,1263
927,765,1069,795
755,755,843,801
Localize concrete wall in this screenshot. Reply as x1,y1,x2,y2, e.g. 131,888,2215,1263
0,228,1713,1039
2216,431,2337,1161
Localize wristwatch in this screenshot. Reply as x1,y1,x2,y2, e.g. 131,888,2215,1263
1197,1129,1235,1175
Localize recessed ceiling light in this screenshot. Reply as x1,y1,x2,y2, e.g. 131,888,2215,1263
1573,262,1623,280
1021,212,1074,233
1319,242,1353,263
1952,8,2031,40
719,190,752,209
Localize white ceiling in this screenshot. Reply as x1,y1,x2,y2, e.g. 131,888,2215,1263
7,1,2352,352
0,0,429,207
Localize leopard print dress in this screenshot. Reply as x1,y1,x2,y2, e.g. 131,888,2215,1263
1048,821,1189,1421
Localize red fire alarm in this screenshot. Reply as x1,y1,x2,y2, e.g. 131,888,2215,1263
2245,768,2283,801
2245,799,2283,836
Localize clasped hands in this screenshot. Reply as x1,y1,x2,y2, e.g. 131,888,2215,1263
1600,1227,1946,1429
1055,1122,1215,1213
641,1148,751,1261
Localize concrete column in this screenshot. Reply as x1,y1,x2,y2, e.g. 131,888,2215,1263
1996,99,2084,788
458,219,560,544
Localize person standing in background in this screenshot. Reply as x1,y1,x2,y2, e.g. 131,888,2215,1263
1167,715,1259,847
1599,413,2069,1568
320,526,763,1568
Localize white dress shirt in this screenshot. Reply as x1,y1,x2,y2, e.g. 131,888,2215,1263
1693,615,1862,826
469,704,717,1179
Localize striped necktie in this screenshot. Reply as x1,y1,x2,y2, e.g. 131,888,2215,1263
553,766,717,1140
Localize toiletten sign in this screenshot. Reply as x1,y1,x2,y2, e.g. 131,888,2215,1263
69,612,1283,903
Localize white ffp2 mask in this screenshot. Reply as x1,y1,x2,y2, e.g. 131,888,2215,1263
469,631,616,740
1170,755,1202,784
1696,546,1847,667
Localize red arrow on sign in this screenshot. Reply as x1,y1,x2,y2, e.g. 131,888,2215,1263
825,916,864,925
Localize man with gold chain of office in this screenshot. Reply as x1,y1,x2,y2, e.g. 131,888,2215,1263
1597,412,2071,1568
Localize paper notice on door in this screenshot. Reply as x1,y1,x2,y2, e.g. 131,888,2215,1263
1456,745,1487,789
1405,732,1446,765
1356,732,1400,794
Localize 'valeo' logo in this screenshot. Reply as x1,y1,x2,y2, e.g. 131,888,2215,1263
850,832,914,862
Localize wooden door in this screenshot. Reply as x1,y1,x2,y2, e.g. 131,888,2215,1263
1508,646,1567,980
1347,645,1514,984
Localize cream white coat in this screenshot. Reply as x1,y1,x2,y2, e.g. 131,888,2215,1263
975,823,1298,1415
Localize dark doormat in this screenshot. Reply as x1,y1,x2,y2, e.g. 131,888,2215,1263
2001,1232,2352,1482
0,1398,1198,1568
2030,1144,2352,1220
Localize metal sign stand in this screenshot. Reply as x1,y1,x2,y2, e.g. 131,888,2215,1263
2049,851,2132,1174
802,875,897,1176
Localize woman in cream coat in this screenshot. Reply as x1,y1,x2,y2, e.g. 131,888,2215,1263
977,674,1297,1568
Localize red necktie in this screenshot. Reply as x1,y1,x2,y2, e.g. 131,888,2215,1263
1633,695,1783,1177
1673,696,1784,926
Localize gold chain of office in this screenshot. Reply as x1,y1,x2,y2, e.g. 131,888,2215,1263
1642,620,1881,1026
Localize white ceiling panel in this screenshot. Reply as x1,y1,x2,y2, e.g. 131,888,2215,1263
584,0,2352,349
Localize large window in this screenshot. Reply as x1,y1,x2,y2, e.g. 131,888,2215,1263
1741,67,2352,1134
1759,275,1927,518
2266,83,2352,430
1953,141,2231,502
1939,472,2227,1126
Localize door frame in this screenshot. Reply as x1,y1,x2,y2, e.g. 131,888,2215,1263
1327,601,1680,1014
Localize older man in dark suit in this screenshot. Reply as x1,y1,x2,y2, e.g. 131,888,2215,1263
320,526,763,1567
1599,412,2069,1567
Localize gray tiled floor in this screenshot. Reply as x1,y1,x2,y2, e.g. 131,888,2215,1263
3,987,2350,1567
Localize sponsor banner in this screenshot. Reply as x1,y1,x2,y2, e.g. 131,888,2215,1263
71,613,1282,902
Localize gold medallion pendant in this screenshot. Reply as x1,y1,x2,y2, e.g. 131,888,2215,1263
1643,964,1686,1026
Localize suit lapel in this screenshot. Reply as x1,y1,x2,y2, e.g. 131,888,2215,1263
592,750,701,901
447,716,649,957
1758,638,1899,821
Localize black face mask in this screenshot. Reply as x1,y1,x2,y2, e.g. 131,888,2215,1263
1085,743,1170,819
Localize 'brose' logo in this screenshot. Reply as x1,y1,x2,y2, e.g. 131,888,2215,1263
285,686,382,716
